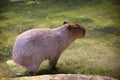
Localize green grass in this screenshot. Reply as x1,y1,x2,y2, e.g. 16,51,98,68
0,0,120,79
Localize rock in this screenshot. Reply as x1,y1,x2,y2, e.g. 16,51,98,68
50,74,117,80
6,60,16,66
1,74,117,80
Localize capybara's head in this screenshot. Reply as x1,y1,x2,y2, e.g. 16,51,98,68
63,21,86,38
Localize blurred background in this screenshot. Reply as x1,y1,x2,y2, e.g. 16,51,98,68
0,0,120,79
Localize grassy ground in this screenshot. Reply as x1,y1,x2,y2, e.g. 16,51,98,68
0,0,120,79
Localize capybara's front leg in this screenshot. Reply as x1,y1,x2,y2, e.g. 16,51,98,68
50,62,58,70
49,53,61,70
49,57,59,70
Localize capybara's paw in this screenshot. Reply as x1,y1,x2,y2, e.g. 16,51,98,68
51,66,58,71
26,71,36,76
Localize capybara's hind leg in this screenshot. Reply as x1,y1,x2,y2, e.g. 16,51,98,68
27,70,36,76
26,63,41,75
27,68,37,75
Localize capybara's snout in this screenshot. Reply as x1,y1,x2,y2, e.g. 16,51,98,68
82,28,86,37
80,27,86,37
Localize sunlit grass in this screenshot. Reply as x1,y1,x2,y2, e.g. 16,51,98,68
0,0,120,79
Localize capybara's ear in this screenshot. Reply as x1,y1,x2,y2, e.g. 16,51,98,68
63,21,68,25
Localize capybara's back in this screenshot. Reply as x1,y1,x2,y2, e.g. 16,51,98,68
13,21,86,75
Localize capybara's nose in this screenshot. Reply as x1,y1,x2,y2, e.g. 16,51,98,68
83,28,86,37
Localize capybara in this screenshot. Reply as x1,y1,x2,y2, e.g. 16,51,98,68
13,21,86,75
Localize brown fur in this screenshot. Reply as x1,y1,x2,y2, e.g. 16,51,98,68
13,22,86,75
